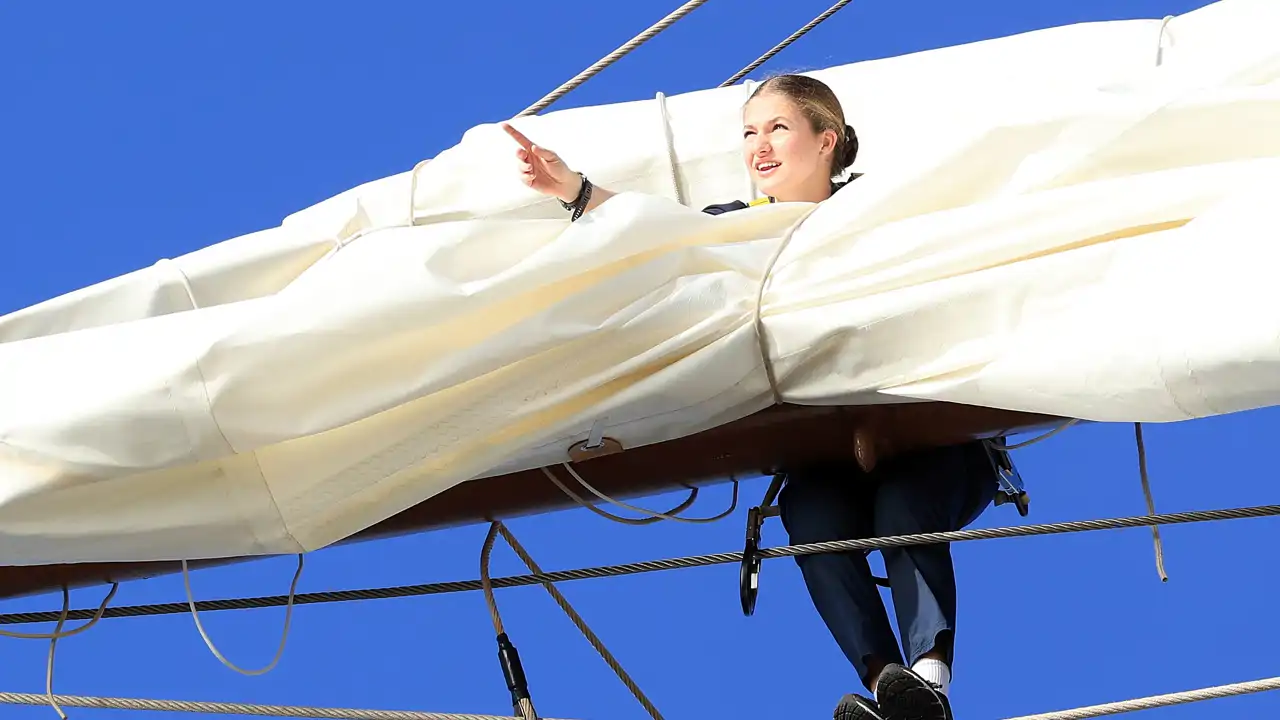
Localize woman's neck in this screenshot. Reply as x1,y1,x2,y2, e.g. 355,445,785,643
772,175,834,204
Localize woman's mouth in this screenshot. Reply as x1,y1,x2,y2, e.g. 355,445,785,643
756,161,781,177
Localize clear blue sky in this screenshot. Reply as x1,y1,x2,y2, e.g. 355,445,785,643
2,0,1274,718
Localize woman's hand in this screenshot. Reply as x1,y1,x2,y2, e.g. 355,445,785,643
501,122,583,204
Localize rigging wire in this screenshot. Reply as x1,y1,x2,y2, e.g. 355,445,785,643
986,420,1167,580
516,0,713,117
481,522,664,719
3,503,1276,627
0,691,580,720
0,499,1277,719
516,0,863,118
1,674,1277,719
1001,675,1280,720
720,0,858,87
0,583,118,637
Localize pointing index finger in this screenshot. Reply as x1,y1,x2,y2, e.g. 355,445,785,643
500,122,534,151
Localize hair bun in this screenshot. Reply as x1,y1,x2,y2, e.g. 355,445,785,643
839,124,860,170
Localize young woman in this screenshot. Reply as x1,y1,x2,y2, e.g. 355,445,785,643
501,74,996,720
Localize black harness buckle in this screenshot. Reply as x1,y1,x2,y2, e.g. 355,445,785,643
987,437,1030,517
740,474,785,616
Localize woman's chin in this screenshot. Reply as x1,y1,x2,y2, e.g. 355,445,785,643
755,176,787,199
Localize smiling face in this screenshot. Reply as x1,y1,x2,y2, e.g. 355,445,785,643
742,91,837,203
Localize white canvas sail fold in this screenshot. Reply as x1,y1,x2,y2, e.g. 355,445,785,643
1,0,1277,565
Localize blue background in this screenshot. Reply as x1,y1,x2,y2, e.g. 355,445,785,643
2,1,1273,718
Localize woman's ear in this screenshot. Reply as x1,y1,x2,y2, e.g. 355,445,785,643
822,128,839,155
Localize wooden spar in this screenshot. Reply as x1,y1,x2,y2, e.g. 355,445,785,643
0,401,1063,601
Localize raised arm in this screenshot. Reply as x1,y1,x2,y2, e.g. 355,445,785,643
501,122,614,220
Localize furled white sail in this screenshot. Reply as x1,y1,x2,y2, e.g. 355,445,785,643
1,0,1277,565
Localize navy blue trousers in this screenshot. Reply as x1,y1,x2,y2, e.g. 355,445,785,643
778,443,997,689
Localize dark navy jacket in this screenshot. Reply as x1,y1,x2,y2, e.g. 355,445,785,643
700,175,861,216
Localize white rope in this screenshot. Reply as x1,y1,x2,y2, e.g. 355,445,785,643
156,257,199,311
988,418,1168,580
46,587,70,720
181,555,304,676
516,0,712,117
754,206,820,403
540,466,702,525
1132,28,1174,580
547,464,739,524
654,91,686,205
1133,423,1168,581
157,233,305,678
0,582,117,719
1003,674,1280,719
996,419,1081,450
0,583,118,639
0,691,579,719
1155,15,1175,67
743,78,762,202
407,157,433,227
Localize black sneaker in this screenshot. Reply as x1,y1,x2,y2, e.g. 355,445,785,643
874,664,953,720
834,693,887,720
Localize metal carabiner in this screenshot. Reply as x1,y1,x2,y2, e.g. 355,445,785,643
739,473,786,616
740,506,765,616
